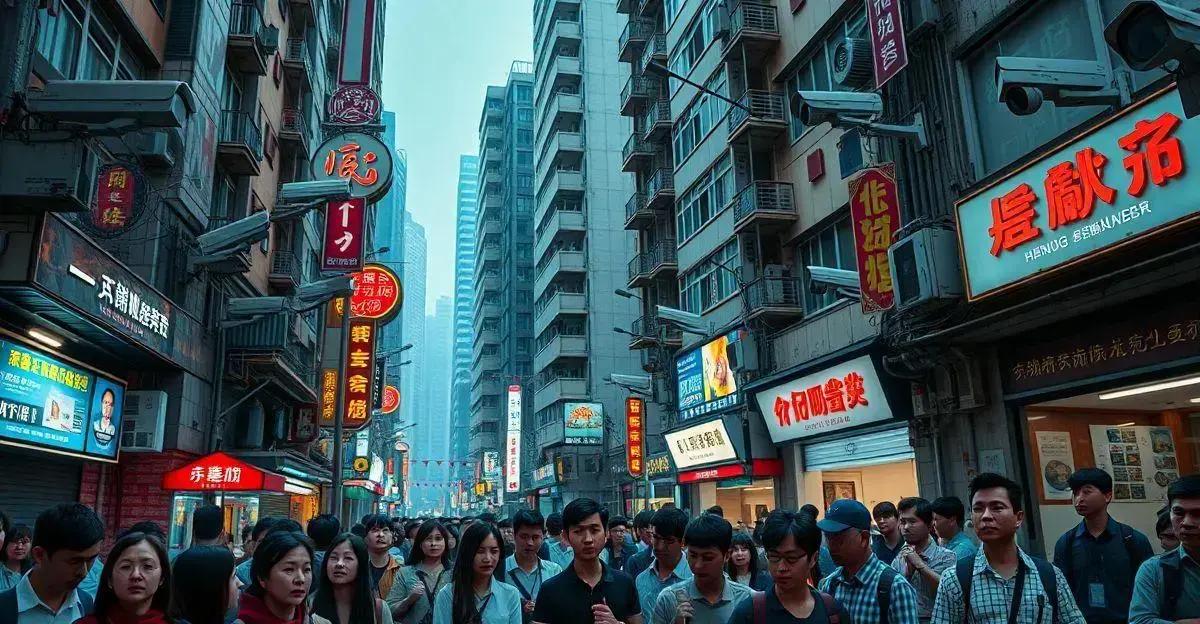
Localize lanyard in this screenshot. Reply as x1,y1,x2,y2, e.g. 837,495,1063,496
508,563,543,601
1007,561,1028,624
475,592,494,623
418,568,446,605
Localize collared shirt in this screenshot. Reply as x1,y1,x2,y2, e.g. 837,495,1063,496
1128,546,1200,623
0,566,23,592
626,547,653,582
941,532,977,561
819,553,921,624
1052,516,1153,624
931,545,1085,624
891,539,958,621
873,534,905,566
12,573,85,624
77,559,102,601
636,555,693,621
502,554,564,602
235,557,253,586
649,576,752,624
727,585,847,624
547,540,575,569
386,563,451,624
532,560,640,624
601,542,637,571
431,580,523,624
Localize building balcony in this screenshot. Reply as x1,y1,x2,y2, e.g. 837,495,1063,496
534,292,587,336
473,353,502,376
645,168,675,211
639,98,671,142
535,169,584,224
535,93,583,155
534,334,588,373
470,379,503,407
627,240,677,287
478,217,501,241
618,19,655,62
727,90,789,144
620,76,655,117
536,19,582,77
279,108,310,156
535,420,566,451
534,209,586,262
536,132,584,188
480,245,501,265
534,249,586,297
732,181,797,233
267,250,301,291
621,134,654,173
745,276,805,322
479,194,502,221
538,58,582,108
616,0,633,15
288,0,313,24
533,376,588,413
639,34,668,74
227,0,270,76
629,312,683,349
216,110,263,175
624,193,656,230
482,141,502,167
480,272,502,294
638,0,661,18
225,311,317,400
721,1,781,63
283,38,311,91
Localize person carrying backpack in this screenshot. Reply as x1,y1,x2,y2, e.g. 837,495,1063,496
931,473,1084,623
817,499,921,624
1129,473,1200,623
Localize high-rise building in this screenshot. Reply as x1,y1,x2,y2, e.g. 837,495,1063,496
471,62,535,510
399,212,428,508
419,296,453,513
531,0,642,509
450,155,480,506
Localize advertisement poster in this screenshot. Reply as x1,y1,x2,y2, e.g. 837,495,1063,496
675,331,740,422
563,402,603,445
751,354,893,443
1089,425,1178,502
848,163,900,312
0,338,124,461
1034,431,1075,501
664,418,738,469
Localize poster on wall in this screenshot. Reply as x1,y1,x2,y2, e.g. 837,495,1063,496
1034,431,1075,501
675,331,740,422
1089,425,1178,502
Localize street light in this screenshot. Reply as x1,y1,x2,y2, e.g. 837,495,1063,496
614,289,643,301
644,60,754,115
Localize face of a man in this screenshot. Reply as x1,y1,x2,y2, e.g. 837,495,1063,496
684,544,727,582
899,509,930,546
765,534,813,593
101,392,114,420
875,514,899,536
652,527,682,566
609,525,627,548
824,528,869,568
930,512,956,539
33,542,103,594
972,486,1023,544
567,513,606,561
514,526,544,558
637,526,653,546
366,524,392,554
1171,496,1200,550
1073,484,1111,518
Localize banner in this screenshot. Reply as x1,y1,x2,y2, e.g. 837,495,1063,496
848,163,900,312
626,397,645,478
321,198,365,272
505,385,522,493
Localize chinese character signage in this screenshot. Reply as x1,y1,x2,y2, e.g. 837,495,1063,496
322,198,366,271
91,165,138,233
505,385,522,493
319,368,338,427
956,87,1200,300
849,163,901,312
564,402,603,445
342,320,376,430
380,385,400,414
0,338,125,462
626,397,645,478
752,354,893,443
161,452,285,491
645,452,672,478
311,132,393,201
288,404,318,443
675,331,741,422
337,0,377,86
531,462,557,488
664,418,738,470
349,263,403,324
867,0,908,88
328,85,381,125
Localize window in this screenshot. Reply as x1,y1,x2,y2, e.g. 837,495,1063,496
515,84,533,102
37,0,83,78
517,129,533,144
671,67,728,163
784,10,867,141
676,154,733,241
799,215,855,313
667,0,721,89
517,108,534,122
516,150,533,166
680,239,739,313
665,0,685,27
37,0,140,81
516,175,533,190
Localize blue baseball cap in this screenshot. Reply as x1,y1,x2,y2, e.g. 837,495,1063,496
817,499,871,533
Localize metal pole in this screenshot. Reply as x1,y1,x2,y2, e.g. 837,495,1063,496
330,297,352,523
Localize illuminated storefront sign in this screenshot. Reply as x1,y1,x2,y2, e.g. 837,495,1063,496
321,198,366,271
752,354,893,443
162,452,285,491
342,320,376,430
664,418,737,470
849,163,901,312
349,263,402,323
956,87,1200,300
626,397,645,478
505,385,522,493
311,132,393,201
675,331,741,422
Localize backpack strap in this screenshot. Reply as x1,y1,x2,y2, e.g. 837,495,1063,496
752,590,767,624
1160,550,1183,620
1061,528,1076,588
1118,522,1144,579
876,566,896,624
955,553,976,624
819,591,841,624
1030,557,1059,624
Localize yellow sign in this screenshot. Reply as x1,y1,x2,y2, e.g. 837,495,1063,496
352,457,369,472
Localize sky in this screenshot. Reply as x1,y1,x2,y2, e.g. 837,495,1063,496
381,1,535,314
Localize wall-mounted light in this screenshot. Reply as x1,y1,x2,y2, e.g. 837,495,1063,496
1098,375,1200,400
27,328,63,348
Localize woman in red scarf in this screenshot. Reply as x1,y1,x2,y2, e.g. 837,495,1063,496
237,531,331,624
74,531,171,624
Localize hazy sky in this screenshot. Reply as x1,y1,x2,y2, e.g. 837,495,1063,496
381,1,534,313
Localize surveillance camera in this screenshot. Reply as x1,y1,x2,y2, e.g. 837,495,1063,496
607,373,652,390
789,91,883,127
197,211,269,257
994,57,1119,116
294,275,355,311
806,266,861,298
25,81,195,133
1106,1,1200,117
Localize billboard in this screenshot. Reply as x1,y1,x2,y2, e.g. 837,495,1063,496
675,331,740,422
505,385,522,493
751,354,894,443
664,418,738,470
563,402,603,445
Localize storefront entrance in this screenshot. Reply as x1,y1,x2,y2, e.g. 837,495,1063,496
798,427,918,512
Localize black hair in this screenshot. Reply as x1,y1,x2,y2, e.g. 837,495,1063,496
726,532,763,585
250,517,280,541
451,522,503,624
361,514,391,532
930,496,965,527
307,514,341,551
545,512,564,536
1068,467,1113,494
511,509,544,534
1156,507,1174,535
405,521,421,537
269,519,304,535
562,498,609,531
193,505,224,541
872,501,899,520
705,505,724,518
312,534,375,624
246,531,314,597
170,546,236,624
1169,473,1200,503
405,519,451,567
93,532,171,621
0,524,32,573
121,521,168,542
33,503,104,556
498,518,512,529
799,504,820,519
0,510,10,534
761,508,821,556
897,497,933,526
350,524,367,538
969,472,1024,512
683,513,733,551
608,515,630,530
633,509,655,530
650,506,688,540
477,512,497,525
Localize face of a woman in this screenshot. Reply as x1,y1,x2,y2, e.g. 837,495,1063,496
110,541,162,607
730,544,751,568
261,546,312,607
472,535,501,579
421,531,446,560
6,536,30,561
326,542,358,586
227,570,243,611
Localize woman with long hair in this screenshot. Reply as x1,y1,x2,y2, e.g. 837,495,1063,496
385,520,451,624
0,523,32,591
169,546,242,624
76,532,171,624
238,531,331,624
312,534,393,624
727,532,772,591
432,523,520,624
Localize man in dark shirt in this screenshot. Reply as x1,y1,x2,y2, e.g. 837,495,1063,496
533,498,642,624
1053,468,1153,624
871,501,904,565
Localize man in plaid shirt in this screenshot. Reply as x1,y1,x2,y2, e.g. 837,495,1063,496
818,499,921,624
932,473,1084,623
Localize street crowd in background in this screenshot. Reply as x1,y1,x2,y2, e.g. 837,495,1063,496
0,470,1198,624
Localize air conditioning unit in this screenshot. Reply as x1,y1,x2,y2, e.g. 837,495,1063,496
0,138,98,212
729,334,759,372
831,37,874,89
120,390,168,452
907,0,941,35
102,130,179,169
910,382,937,418
889,227,963,311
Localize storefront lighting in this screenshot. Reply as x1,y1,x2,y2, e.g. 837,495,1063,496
1027,415,1047,421
1115,422,1136,428
284,477,316,496
68,264,95,286
1190,398,1200,404
27,328,63,348
1097,375,1200,400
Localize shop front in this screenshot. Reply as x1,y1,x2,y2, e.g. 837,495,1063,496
528,459,564,514
665,415,781,522
747,343,918,514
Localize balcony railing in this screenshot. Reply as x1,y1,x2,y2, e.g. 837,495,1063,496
727,90,788,136
620,76,655,115
229,0,264,37
618,19,655,61
219,110,263,156
641,99,671,140
745,276,804,309
646,168,675,203
732,181,797,224
279,108,309,152
621,133,653,171
728,1,780,41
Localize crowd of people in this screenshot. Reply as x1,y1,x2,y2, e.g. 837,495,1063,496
0,469,1197,623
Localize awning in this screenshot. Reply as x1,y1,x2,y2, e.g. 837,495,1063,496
677,458,783,485
343,478,383,498
162,452,286,492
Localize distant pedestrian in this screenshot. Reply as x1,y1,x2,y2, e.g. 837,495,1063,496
432,522,521,624
705,506,724,519
892,497,957,622
238,531,328,624
0,503,103,624
726,532,772,591
600,516,636,572
363,514,403,600
1129,473,1200,622
872,502,904,566
386,520,451,624
544,514,573,569
624,510,656,581
819,498,920,624
236,518,280,585
635,507,691,620
76,531,171,624
1154,507,1178,552
191,505,227,548
169,545,242,624
0,524,32,592
649,513,751,624
306,514,342,575
312,533,393,624
929,497,975,561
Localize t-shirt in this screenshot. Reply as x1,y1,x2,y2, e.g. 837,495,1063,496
371,563,388,590
726,587,846,624
531,561,640,624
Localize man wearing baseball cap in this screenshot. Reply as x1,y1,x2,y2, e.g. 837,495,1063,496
817,499,920,624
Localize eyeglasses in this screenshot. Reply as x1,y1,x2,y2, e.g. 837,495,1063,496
766,553,809,565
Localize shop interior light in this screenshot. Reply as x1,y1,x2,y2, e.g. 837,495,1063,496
1027,415,1047,421
1097,375,1200,400
27,328,63,348
1190,398,1200,404
1115,421,1136,428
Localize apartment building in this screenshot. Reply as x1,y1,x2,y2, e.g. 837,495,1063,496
450,155,480,505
